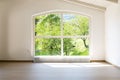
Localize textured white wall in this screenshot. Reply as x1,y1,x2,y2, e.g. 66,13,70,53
0,0,105,60
105,4,120,66
0,1,10,59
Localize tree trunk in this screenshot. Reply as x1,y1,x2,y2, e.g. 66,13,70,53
82,38,88,48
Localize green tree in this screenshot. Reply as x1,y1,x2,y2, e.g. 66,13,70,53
64,15,89,48
35,14,61,55
35,14,60,36
35,14,89,56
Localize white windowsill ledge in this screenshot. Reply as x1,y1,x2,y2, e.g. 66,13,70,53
34,56,90,63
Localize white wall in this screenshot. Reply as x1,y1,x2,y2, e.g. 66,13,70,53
105,4,120,66
0,0,105,60
0,1,11,59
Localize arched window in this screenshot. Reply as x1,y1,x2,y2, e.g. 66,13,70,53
34,12,89,56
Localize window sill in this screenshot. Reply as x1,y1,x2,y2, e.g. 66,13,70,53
34,56,90,63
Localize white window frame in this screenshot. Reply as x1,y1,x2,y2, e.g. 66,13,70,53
33,11,90,57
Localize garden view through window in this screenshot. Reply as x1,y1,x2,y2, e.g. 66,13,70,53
35,13,89,56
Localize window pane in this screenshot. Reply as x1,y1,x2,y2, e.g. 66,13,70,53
35,38,61,56
63,38,89,56
35,14,61,36
63,14,89,36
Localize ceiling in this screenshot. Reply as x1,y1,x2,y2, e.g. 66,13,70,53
78,0,119,6
64,0,119,11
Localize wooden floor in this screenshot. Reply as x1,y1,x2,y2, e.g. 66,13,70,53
0,62,120,80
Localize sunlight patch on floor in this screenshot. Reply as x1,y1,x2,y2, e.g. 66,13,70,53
42,62,112,68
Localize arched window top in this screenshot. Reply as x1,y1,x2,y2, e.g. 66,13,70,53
34,11,90,56
32,10,91,19
35,12,89,36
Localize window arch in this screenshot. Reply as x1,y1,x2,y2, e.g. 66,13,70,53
34,11,90,56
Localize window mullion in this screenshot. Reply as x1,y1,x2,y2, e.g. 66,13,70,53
61,13,64,56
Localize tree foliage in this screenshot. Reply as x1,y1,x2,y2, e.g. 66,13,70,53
35,13,89,56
